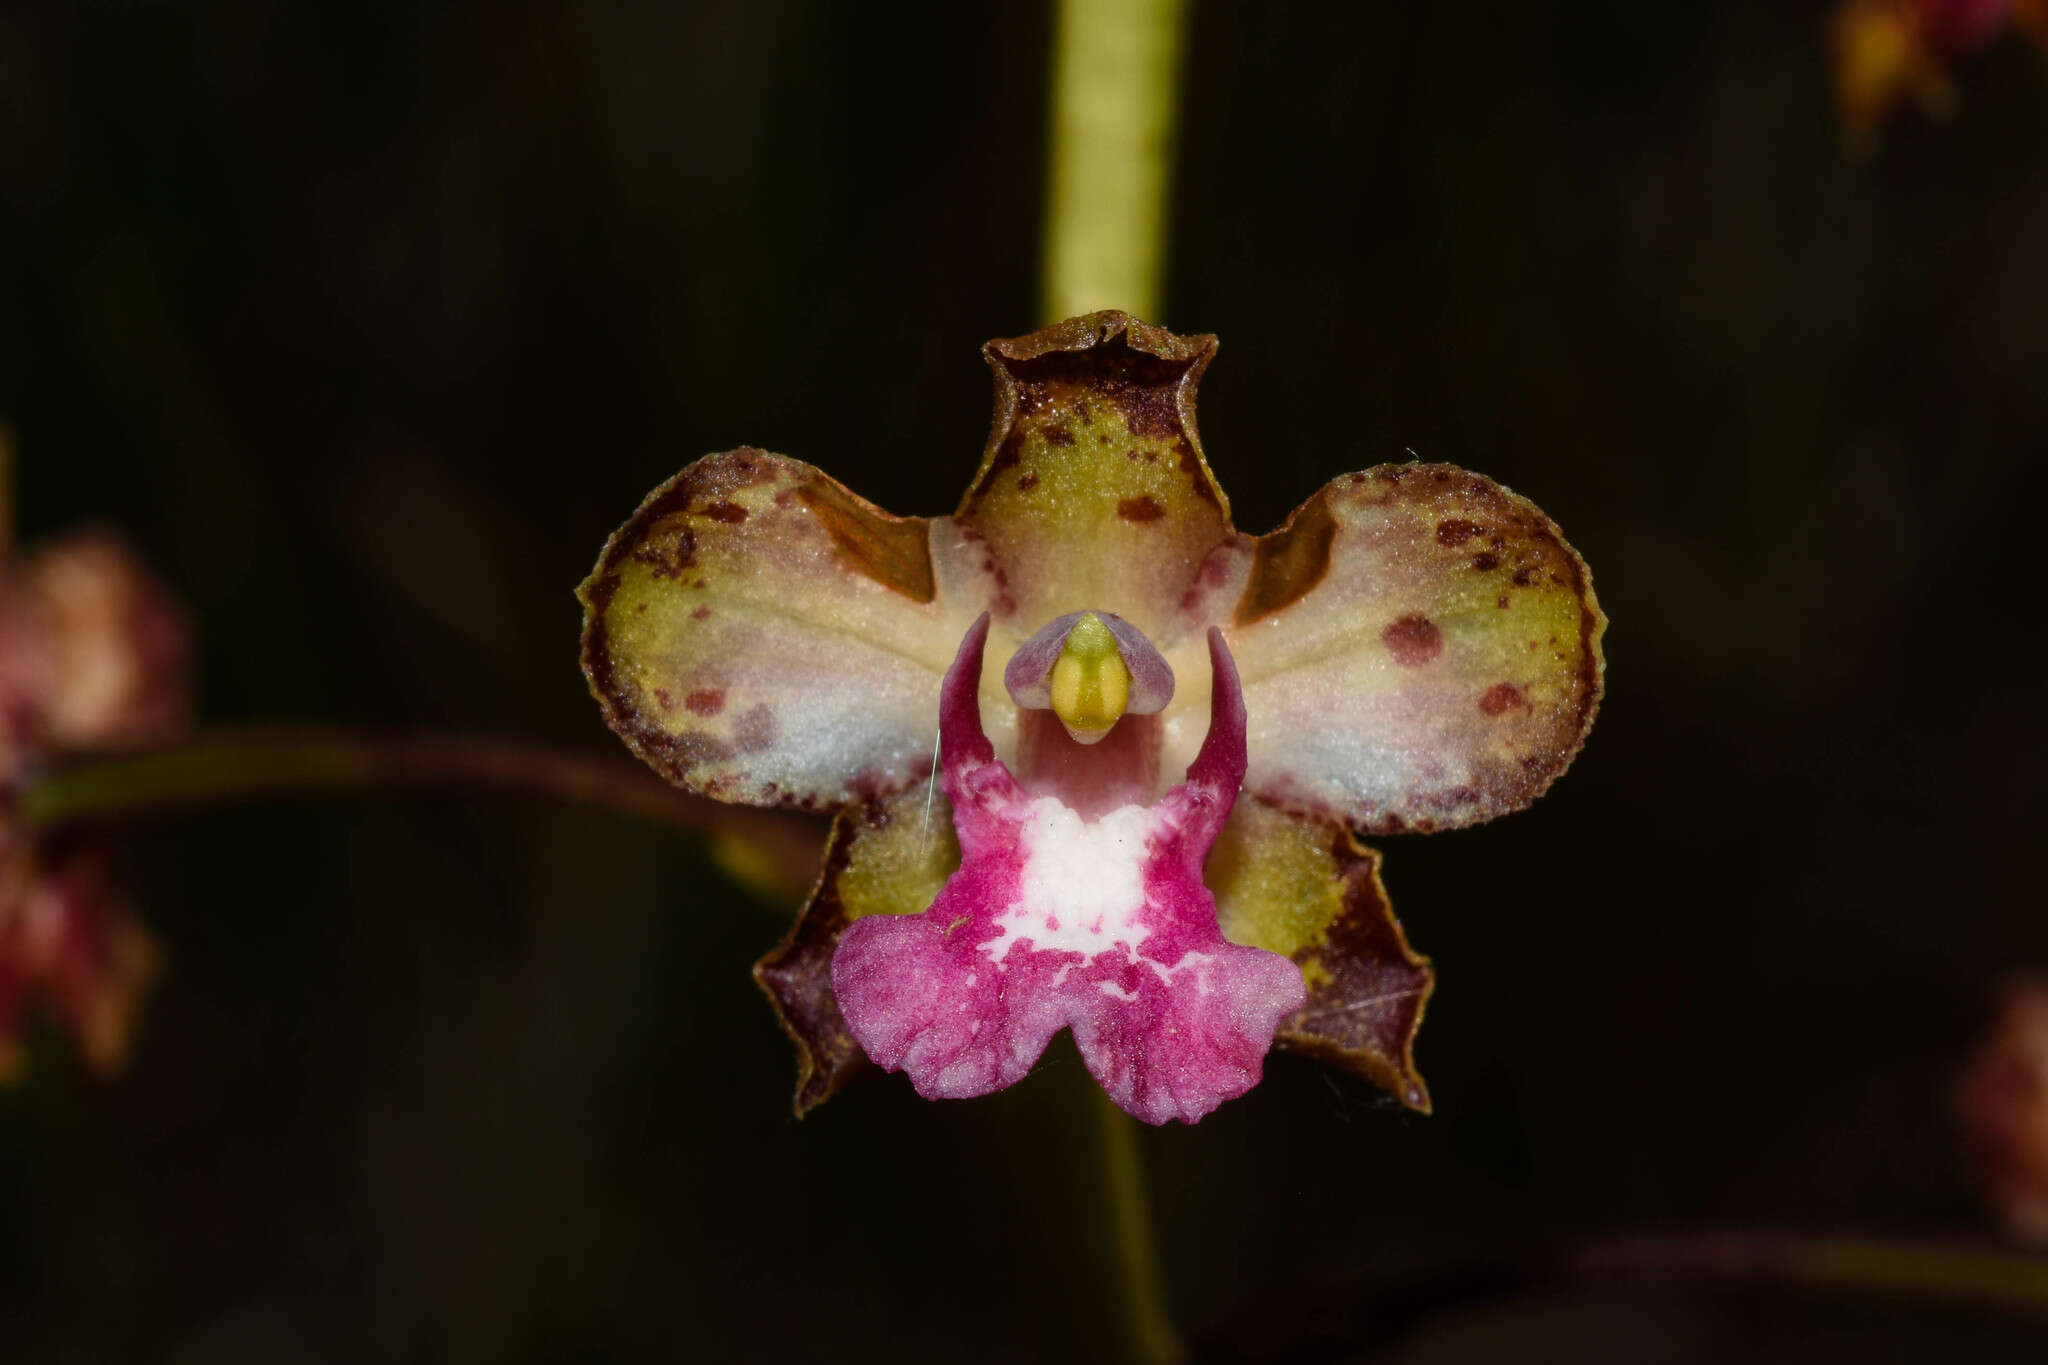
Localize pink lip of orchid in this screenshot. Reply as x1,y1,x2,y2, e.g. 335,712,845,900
831,614,1304,1126
578,310,1606,1123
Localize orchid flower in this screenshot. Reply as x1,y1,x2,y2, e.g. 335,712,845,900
2,528,190,1079
579,312,1605,1124
1834,0,2048,146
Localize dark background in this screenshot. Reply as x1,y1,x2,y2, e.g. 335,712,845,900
5,2,2047,1360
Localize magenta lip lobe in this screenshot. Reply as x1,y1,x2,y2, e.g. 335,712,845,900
830,614,1305,1125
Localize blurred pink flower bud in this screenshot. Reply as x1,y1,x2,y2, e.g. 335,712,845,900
2,467,191,1077
0,837,158,1081
1834,0,2048,148
1955,978,2048,1243
12,530,192,757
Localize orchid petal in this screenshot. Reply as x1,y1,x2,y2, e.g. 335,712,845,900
752,783,960,1116
1209,798,1434,1111
957,312,1233,642
1207,463,1605,834
579,449,994,808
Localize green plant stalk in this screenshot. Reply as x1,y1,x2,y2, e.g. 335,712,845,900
19,725,824,901
1040,0,1189,325
1570,1232,2048,1310
1196,1230,2048,1355
1038,0,1191,1361
1093,1086,1179,1364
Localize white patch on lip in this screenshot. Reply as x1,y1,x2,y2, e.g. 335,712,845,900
982,797,1163,967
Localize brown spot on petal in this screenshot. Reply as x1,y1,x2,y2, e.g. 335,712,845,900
701,501,748,524
690,605,712,621
1233,459,1606,836
631,527,697,578
1435,517,1481,546
1121,385,1182,439
952,313,1234,630
1234,486,1339,625
736,703,778,753
1017,473,1038,491
685,688,725,716
796,475,936,604
1380,613,1444,666
1477,682,1527,716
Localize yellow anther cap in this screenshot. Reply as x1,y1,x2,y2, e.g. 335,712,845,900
1048,613,1132,736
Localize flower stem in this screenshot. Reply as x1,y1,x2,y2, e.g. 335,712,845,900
1039,0,1193,1355
1039,0,1192,1355
1567,1230,2048,1311
1039,0,1190,324
17,724,824,899
1191,1229,2048,1358
1094,1089,1180,1365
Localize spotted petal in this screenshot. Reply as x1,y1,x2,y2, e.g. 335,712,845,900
958,312,1233,642
1208,798,1434,1111
1208,463,1606,834
579,449,995,808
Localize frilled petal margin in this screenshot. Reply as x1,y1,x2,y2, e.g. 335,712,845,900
754,788,1433,1117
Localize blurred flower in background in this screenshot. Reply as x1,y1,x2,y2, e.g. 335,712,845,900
0,836,157,1081
1,528,190,771
1835,0,2048,147
1956,977,2048,1243
0,427,192,1079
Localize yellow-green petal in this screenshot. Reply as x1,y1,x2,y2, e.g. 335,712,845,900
1216,463,1606,834
959,312,1232,642
1208,797,1434,1111
578,449,990,809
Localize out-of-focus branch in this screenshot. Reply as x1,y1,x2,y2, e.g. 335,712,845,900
17,724,827,902
1037,2,1193,1361
1191,1229,2048,1362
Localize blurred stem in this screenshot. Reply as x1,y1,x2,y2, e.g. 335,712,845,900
1192,1230,2048,1359
1040,0,1189,323
18,725,823,900
1040,0,1191,1359
1569,1231,2048,1312
0,421,15,554
1094,1088,1179,1365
